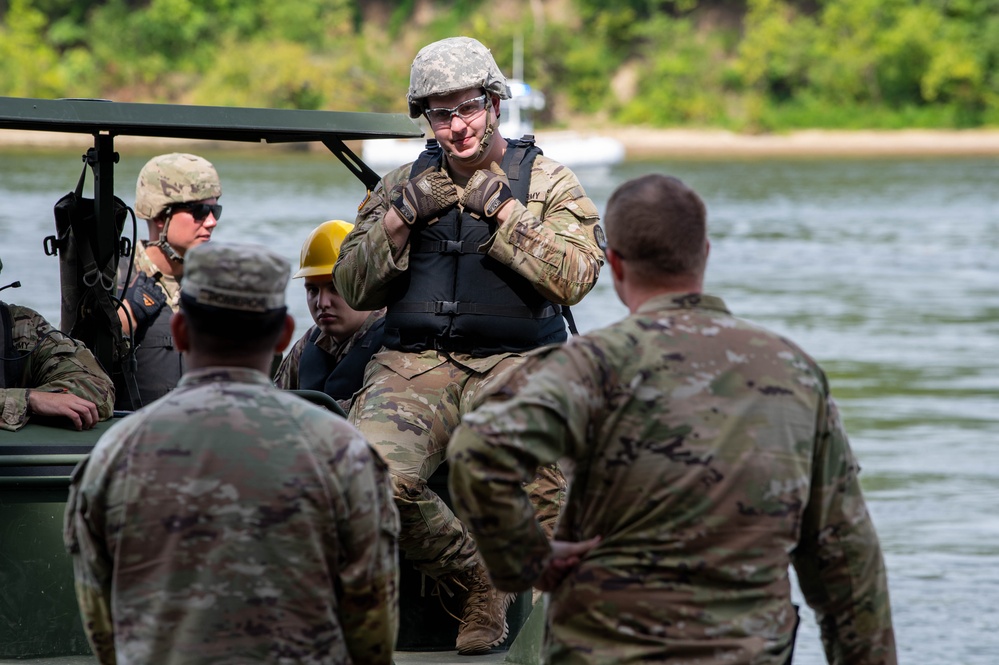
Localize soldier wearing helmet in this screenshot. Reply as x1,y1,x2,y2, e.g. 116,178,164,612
273,220,385,413
0,256,114,431
333,36,606,655
114,152,222,410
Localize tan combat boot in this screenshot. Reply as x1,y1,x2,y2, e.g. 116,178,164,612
453,561,517,655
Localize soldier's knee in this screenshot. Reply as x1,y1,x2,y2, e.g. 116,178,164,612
391,473,425,502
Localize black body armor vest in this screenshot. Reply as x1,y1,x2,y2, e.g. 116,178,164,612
298,317,386,401
382,137,567,356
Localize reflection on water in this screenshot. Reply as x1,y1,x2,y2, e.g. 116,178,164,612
2,145,998,664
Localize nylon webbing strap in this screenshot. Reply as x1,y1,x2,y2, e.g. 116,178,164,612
0,302,11,389
414,240,483,255
0,302,31,389
391,301,557,319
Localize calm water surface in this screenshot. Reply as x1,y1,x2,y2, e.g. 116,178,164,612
1,145,997,664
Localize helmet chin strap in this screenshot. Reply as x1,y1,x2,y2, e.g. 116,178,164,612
445,109,499,166
149,209,184,264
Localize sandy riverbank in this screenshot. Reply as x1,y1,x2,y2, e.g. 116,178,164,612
581,127,999,158
3,126,999,158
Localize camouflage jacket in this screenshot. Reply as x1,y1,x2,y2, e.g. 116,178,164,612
333,150,604,375
449,293,897,665
273,308,387,404
64,367,401,665
0,303,114,431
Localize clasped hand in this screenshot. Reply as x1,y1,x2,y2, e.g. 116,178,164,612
390,167,458,229
460,167,513,221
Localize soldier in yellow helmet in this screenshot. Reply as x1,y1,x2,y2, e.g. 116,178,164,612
273,220,385,413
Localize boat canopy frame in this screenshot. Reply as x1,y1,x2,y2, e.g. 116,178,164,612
0,96,422,373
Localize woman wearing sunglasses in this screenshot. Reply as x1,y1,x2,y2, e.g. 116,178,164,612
114,152,222,411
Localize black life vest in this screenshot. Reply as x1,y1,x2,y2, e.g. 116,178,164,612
383,137,567,356
298,317,386,401
0,302,29,389
112,274,183,410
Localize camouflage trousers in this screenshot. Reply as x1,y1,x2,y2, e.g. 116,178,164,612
348,350,566,579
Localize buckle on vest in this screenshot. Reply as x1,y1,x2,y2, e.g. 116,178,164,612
434,301,459,315
442,240,463,254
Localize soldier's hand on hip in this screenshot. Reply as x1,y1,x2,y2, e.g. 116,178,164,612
461,166,513,222
390,167,458,229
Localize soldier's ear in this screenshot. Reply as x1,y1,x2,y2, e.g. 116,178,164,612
605,247,625,282
171,311,190,353
274,314,295,354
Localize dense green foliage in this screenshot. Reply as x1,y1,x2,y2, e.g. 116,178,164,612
2,0,997,130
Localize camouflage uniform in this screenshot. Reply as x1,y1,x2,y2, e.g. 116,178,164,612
65,243,400,664
114,152,221,410
273,307,387,412
449,293,898,664
334,152,602,579
0,303,114,431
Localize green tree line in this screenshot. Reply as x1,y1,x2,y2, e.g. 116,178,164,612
1,0,997,130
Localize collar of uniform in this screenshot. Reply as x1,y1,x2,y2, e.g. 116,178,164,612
314,308,388,357
176,366,274,389
636,292,730,316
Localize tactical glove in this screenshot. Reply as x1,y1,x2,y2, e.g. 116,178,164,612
122,271,167,342
461,168,513,220
390,167,458,228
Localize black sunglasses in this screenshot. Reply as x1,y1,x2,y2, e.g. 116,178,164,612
169,202,222,221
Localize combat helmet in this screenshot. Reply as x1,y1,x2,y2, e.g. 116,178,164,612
135,153,221,263
294,220,354,279
407,36,511,118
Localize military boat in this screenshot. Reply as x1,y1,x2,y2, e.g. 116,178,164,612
0,97,543,665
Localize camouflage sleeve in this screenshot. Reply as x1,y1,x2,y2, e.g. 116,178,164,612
449,344,598,591
485,157,604,306
333,435,401,663
334,169,413,311
1,306,114,431
273,330,311,390
791,390,898,665
63,455,118,665
0,388,30,431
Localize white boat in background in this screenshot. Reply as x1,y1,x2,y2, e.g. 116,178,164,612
361,78,626,174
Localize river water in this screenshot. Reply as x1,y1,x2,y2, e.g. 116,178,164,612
1,144,997,664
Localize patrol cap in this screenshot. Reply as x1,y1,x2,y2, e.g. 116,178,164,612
134,152,221,220
407,36,511,118
182,243,289,313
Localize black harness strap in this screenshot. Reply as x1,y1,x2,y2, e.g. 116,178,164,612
0,302,30,389
389,301,558,319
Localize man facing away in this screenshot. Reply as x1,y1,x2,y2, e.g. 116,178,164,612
114,152,221,411
448,173,898,664
65,242,400,665
274,219,385,414
333,36,605,655
0,255,114,431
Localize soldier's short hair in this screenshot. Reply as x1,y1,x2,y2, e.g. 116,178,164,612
603,173,708,281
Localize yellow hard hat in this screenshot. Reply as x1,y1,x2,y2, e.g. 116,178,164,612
293,220,354,279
